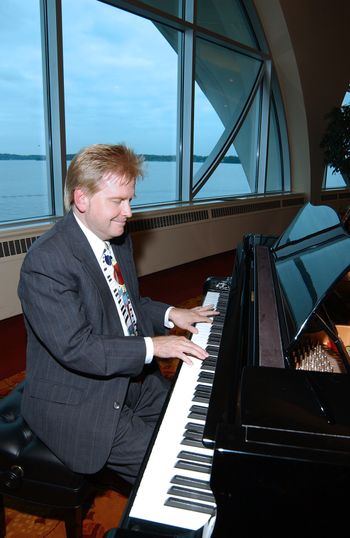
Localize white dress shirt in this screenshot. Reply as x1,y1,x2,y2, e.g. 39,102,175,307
73,213,174,363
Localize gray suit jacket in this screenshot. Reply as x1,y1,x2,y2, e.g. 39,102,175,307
18,211,170,473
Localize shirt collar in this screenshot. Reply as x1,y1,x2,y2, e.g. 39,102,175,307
73,212,106,262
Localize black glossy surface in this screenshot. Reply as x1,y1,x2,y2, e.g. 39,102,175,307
272,203,350,350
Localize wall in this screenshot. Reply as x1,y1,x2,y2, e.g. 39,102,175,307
254,0,350,203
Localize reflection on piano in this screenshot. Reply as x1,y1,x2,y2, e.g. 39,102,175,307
108,203,350,537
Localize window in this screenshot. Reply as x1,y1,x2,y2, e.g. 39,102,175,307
0,0,51,224
62,0,180,206
193,38,263,199
323,89,350,189
0,0,290,225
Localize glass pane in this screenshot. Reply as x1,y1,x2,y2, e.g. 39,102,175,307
62,0,179,207
324,89,350,189
139,0,183,18
194,89,260,199
196,0,258,48
232,89,260,192
266,99,283,192
324,167,346,189
193,38,262,197
0,0,50,224
193,82,225,157
194,144,252,200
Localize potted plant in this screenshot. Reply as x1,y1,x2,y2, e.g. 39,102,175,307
320,104,350,185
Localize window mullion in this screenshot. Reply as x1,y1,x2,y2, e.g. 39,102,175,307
41,0,66,217
256,60,271,193
180,25,195,203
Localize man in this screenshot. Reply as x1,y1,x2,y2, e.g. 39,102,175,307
18,143,217,485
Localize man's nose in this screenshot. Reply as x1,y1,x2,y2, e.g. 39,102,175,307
122,200,132,217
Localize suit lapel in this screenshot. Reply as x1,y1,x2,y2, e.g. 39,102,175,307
63,213,123,331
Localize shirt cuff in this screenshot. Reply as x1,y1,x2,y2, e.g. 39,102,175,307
165,306,175,329
144,337,154,364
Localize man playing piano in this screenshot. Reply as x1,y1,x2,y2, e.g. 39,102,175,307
18,143,218,486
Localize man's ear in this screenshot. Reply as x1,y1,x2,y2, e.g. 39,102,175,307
73,188,89,213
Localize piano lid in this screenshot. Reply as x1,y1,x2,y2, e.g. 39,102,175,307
271,203,350,350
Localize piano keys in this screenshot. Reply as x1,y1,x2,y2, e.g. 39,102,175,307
112,280,230,537
110,202,350,536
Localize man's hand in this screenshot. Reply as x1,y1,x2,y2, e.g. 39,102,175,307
168,304,219,335
152,335,209,365
150,304,219,365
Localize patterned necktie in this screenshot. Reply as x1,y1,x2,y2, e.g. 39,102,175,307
102,242,138,336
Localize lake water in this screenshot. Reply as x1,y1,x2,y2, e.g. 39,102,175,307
0,159,251,223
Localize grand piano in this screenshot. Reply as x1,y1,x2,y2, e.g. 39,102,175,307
108,203,350,537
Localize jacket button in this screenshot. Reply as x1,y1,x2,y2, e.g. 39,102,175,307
113,401,120,410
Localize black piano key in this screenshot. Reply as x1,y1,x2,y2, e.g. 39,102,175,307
200,363,215,372
192,392,210,404
203,354,217,362
183,424,204,439
208,324,221,332
212,316,225,324
192,393,210,403
207,330,221,338
204,354,217,361
167,485,215,503
195,385,212,394
202,357,216,364
175,459,211,473
207,340,220,347
194,386,211,395
187,412,207,421
189,404,208,416
193,387,211,396
171,474,211,490
183,430,203,442
206,345,220,353
208,334,221,343
194,384,211,395
165,496,214,515
211,316,225,324
181,437,206,448
188,411,207,421
201,363,216,371
198,371,215,381
202,362,216,371
177,450,213,465
185,422,205,432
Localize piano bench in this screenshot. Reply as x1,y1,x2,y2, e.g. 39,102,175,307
0,381,130,538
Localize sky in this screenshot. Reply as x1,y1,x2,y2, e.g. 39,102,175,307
0,0,221,156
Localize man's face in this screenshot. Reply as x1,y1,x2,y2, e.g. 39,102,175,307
74,172,135,240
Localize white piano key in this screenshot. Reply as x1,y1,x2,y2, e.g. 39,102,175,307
129,290,220,531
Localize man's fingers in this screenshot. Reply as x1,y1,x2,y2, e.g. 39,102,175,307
152,335,208,363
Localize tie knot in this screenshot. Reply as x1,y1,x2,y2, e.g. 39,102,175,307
103,242,113,266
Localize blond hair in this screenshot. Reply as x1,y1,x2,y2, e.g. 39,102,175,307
64,144,144,211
